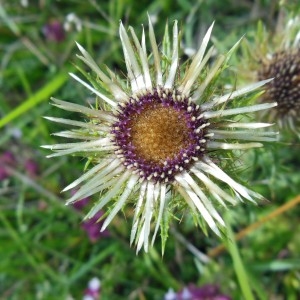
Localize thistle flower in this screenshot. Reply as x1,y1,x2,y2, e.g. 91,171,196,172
241,13,300,137
43,17,277,253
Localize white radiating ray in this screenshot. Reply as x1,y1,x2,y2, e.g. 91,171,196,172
75,42,128,102
175,172,221,236
148,14,163,86
63,158,114,192
164,21,179,89
207,141,263,149
203,102,277,119
182,172,225,226
217,122,273,129
201,79,273,110
101,174,139,231
69,165,124,204
69,73,117,107
130,182,147,245
191,167,237,205
52,130,109,139
180,22,214,95
151,183,167,246
86,169,133,219
195,54,225,98
143,181,155,252
43,116,111,130
198,158,262,202
208,129,278,142
42,137,111,150
119,22,145,92
50,97,114,122
129,26,152,90
45,140,116,157
136,222,146,253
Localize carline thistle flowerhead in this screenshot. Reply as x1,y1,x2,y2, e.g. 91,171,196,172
44,17,277,253
242,14,300,138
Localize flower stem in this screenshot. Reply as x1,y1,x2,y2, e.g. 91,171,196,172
224,213,255,300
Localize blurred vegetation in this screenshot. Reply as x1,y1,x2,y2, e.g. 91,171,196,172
0,0,300,299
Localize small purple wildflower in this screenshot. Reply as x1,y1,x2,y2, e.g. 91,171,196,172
71,191,109,242
43,20,65,42
83,277,101,300
24,158,39,177
72,194,91,211
164,284,231,300
164,288,177,300
81,210,110,243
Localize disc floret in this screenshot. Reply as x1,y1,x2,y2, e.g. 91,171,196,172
112,87,209,183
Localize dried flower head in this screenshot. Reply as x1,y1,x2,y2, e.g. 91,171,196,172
242,13,300,137
44,17,276,253
258,50,300,135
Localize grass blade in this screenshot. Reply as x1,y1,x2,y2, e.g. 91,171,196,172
0,71,69,128
224,212,255,300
